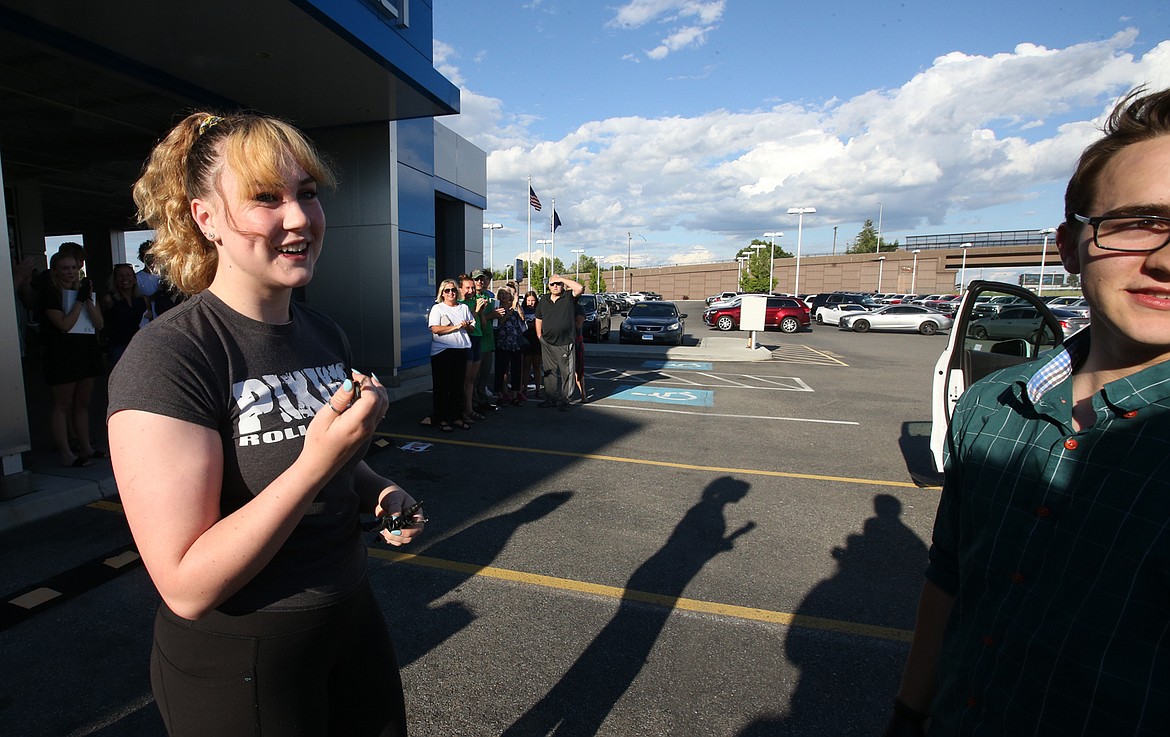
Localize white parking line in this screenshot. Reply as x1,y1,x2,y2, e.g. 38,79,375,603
586,403,859,425
586,369,813,392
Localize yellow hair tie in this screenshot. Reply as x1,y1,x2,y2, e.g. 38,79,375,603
197,115,224,136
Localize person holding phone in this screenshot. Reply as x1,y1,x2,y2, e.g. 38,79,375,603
108,111,423,736
36,250,104,466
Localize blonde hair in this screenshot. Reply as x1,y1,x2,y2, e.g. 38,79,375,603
435,278,459,303
132,111,335,295
106,263,141,299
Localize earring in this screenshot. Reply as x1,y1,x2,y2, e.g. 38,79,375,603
205,232,216,240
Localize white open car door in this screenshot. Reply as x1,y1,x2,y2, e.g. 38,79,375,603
929,281,1070,472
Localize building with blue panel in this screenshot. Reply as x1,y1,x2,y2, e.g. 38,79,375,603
0,0,487,477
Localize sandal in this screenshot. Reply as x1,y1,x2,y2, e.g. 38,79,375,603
66,457,93,468
453,419,473,430
438,421,454,433
419,416,432,426
469,411,486,421
85,449,107,460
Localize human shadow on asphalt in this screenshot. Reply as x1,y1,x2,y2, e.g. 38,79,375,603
500,476,754,737
369,490,574,667
736,494,927,736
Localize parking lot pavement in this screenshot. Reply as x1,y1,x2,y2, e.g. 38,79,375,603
1,326,948,736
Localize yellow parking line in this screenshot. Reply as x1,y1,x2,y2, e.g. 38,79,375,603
377,432,934,489
370,549,914,643
86,499,914,643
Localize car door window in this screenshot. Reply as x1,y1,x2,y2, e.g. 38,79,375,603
929,281,1067,472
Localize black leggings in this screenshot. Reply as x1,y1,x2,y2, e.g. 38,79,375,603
150,579,406,737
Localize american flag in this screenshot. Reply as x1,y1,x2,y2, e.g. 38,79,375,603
529,187,542,211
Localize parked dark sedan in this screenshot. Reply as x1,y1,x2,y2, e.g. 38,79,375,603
577,294,611,342
619,301,687,345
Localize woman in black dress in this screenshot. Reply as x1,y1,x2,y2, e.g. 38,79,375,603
37,251,105,466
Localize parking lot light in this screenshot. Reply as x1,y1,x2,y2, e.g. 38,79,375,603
959,242,972,294
1038,228,1056,296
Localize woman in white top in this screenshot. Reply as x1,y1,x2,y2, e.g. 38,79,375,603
428,278,474,431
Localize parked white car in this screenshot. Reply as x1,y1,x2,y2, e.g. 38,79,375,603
815,302,870,326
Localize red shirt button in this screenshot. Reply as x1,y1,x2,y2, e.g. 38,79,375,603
1063,437,1078,450
981,635,996,646
1036,506,1051,518
1012,572,1026,584
1122,410,1138,419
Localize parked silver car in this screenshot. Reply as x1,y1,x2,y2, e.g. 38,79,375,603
839,305,954,335
968,306,1088,341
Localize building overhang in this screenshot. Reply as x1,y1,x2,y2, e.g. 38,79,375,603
0,0,459,235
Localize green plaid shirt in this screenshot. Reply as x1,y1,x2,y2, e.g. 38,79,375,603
927,330,1170,736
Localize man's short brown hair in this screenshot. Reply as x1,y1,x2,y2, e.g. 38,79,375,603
1064,87,1170,230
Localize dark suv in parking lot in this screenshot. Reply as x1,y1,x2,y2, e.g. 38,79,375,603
808,292,881,317
703,296,810,333
577,294,610,342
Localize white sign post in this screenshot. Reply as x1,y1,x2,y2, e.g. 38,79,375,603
740,294,767,349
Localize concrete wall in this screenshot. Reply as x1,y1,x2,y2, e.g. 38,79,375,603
585,248,1048,301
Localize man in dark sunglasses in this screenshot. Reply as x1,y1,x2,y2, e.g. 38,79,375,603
534,274,584,410
889,87,1170,736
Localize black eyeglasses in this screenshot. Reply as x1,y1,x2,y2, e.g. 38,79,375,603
1073,213,1170,252
549,282,564,287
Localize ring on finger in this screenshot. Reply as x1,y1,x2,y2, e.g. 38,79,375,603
327,402,344,414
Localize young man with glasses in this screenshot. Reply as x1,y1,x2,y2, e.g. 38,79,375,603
887,87,1170,736
534,274,584,411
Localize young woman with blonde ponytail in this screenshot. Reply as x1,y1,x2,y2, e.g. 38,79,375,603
107,111,422,736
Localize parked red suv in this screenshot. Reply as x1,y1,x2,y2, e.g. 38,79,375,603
703,296,811,333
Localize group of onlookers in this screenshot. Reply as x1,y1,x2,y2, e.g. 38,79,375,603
426,270,587,430
12,240,182,467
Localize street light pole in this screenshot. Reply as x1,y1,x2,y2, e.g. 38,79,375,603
911,249,921,294
786,207,816,297
1037,228,1056,296
875,202,883,254
877,255,886,292
736,255,748,288
536,239,553,289
763,231,783,294
959,242,972,294
571,248,584,282
483,223,503,288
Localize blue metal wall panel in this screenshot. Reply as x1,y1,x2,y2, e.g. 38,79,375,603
292,0,458,113
398,229,436,369
397,161,435,237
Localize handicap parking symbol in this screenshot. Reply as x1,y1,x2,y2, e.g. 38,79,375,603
612,386,713,406
639,360,713,371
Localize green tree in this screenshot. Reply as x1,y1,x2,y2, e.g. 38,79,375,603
518,256,569,290
734,238,792,292
846,219,899,254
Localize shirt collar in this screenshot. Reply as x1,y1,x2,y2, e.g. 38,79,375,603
1025,327,1170,409
1025,329,1088,404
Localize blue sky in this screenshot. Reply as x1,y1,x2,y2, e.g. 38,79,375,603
434,0,1170,275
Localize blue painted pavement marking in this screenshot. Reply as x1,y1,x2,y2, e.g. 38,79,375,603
639,360,714,371
611,386,714,406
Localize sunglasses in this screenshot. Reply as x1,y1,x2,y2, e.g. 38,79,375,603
550,282,564,287
442,288,458,294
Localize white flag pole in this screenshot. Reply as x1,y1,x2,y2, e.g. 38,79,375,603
526,176,532,290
